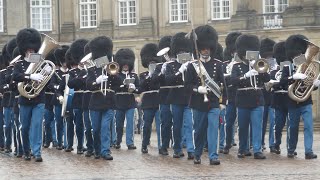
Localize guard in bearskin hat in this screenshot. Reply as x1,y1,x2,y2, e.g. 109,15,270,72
283,34,318,159
162,32,195,159
66,39,88,154
223,31,242,154
86,36,121,160
139,43,162,154
49,45,70,150
184,25,227,165
259,38,276,153
114,48,139,150
12,28,50,162
43,51,58,149
153,36,173,155
231,34,270,159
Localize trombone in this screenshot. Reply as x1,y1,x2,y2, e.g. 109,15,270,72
157,47,171,62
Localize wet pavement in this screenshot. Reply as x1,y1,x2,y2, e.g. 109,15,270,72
1,132,320,179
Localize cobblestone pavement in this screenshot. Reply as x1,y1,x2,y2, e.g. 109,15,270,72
1,132,320,180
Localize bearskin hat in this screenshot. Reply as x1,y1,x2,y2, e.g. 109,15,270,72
54,45,69,66
2,44,10,66
65,48,73,68
6,38,17,57
285,34,308,61
212,43,223,61
235,34,260,60
140,43,161,68
16,28,41,55
70,39,88,65
171,32,193,57
115,48,135,72
223,47,233,62
260,38,275,58
195,25,218,52
46,51,57,65
225,32,242,54
273,42,287,65
158,36,172,60
89,36,113,61
12,47,21,59
0,55,4,70
84,43,91,55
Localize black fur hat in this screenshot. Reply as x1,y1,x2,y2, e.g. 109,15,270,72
16,28,41,55
273,42,287,65
171,32,193,57
140,43,161,68
6,38,17,57
260,38,275,58
225,32,242,55
84,43,91,55
158,36,172,60
285,34,308,61
235,34,260,60
54,45,69,66
213,43,223,61
0,55,5,69
70,39,88,65
195,25,218,52
12,47,21,59
115,48,135,72
89,36,113,61
223,47,233,62
65,48,72,68
2,44,10,66
46,51,57,65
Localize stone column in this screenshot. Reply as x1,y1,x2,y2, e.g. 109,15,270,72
60,0,75,42
137,0,154,38
230,0,257,31
98,0,114,37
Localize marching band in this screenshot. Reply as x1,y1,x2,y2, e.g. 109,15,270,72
0,25,319,165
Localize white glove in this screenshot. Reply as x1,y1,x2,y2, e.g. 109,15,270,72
54,85,60,90
30,73,44,82
197,86,208,94
96,75,108,84
148,71,152,78
313,79,320,87
161,63,167,74
58,96,64,104
244,69,258,78
178,62,189,74
44,65,53,75
129,83,136,91
292,73,307,80
219,104,226,110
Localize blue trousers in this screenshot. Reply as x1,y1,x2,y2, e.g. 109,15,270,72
4,107,13,149
0,107,4,148
44,108,57,144
219,108,226,150
115,108,135,146
54,105,64,146
288,104,314,154
262,106,275,148
238,106,264,154
160,104,172,149
73,108,84,149
171,105,194,153
20,104,45,157
225,103,237,148
83,110,94,152
141,108,161,149
13,111,23,155
274,107,289,148
193,108,220,160
90,109,113,156
66,109,74,148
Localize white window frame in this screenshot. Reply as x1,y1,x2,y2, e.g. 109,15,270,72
211,0,231,20
263,0,289,29
118,0,137,26
0,0,3,32
30,0,52,31
79,0,97,29
169,0,188,23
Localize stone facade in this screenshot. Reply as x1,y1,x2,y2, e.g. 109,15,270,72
0,0,320,120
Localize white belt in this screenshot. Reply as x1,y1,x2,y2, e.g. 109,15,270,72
160,85,184,89
15,96,20,98
274,90,288,93
92,89,115,93
141,90,158,96
83,90,92,93
116,92,134,95
238,87,262,91
74,90,84,93
45,92,54,95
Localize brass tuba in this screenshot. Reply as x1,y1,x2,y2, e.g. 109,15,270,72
288,40,320,102
18,34,59,99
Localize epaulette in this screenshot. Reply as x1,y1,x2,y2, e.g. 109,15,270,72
213,58,222,63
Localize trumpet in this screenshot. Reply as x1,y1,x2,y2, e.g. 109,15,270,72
18,33,59,99
157,47,171,62
100,56,119,95
246,51,270,89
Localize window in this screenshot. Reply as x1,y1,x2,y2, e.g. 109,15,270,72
263,0,289,28
119,0,137,26
0,0,3,32
169,0,188,23
30,0,52,31
211,0,231,20
80,0,97,28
